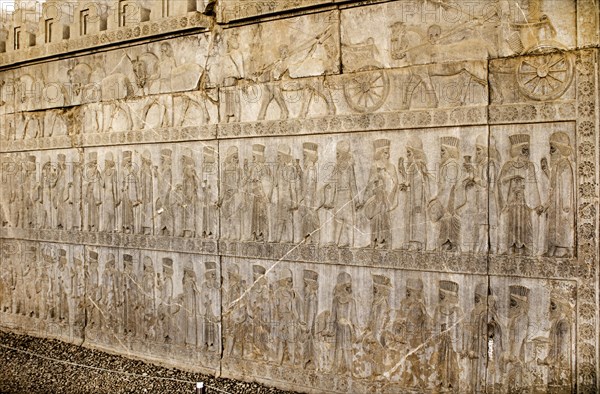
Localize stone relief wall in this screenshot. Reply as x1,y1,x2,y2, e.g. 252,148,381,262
0,0,598,393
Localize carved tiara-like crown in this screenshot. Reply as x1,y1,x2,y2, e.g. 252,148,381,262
253,264,266,275
509,285,530,298
303,142,318,152
439,280,459,293
161,149,172,157
440,136,459,148
407,278,423,291
509,134,530,146
304,270,319,281
252,144,266,154
205,261,216,271
162,258,173,269
373,139,391,150
373,274,392,287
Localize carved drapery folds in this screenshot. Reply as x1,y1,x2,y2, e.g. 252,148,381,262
0,0,597,393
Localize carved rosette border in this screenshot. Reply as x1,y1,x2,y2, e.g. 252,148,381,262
575,48,599,393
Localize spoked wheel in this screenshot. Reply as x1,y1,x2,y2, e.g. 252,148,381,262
516,45,574,101
343,66,389,113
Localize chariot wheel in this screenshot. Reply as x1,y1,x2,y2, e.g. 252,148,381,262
343,66,389,113
516,44,574,101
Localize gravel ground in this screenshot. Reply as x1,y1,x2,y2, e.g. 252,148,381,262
0,330,294,394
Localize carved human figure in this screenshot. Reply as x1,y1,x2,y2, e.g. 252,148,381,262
271,144,298,243
181,150,199,238
181,267,201,348
329,272,358,374
85,251,102,330
69,155,84,231
366,275,392,347
364,139,399,248
542,132,575,257
101,254,119,333
6,155,23,228
273,268,303,366
24,155,40,229
400,137,431,250
221,146,244,240
157,258,179,343
302,270,319,369
223,264,247,357
465,284,503,393
101,153,120,233
324,141,360,247
248,264,271,360
462,135,501,253
256,45,291,121
388,278,429,389
55,155,71,230
499,134,542,255
121,254,138,337
431,280,463,392
200,262,219,352
220,30,244,123
538,289,573,392
141,257,156,340
503,285,531,392
121,151,140,234
84,152,102,232
431,136,461,251
299,143,321,243
35,270,51,320
55,249,70,322
245,144,271,242
0,252,16,313
139,151,154,235
41,159,58,229
70,255,85,331
156,149,173,236
200,146,217,238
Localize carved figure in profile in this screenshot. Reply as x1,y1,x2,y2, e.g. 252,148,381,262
84,153,102,232
181,267,201,348
248,264,271,361
141,257,156,340
245,144,271,242
465,284,503,393
157,258,178,343
273,268,303,366
400,137,431,250
365,275,391,346
101,152,119,233
69,153,84,231
220,146,244,240
462,135,501,253
180,150,199,238
299,143,321,243
256,45,291,121
302,270,319,369
430,136,462,251
431,280,463,392
24,155,40,229
364,139,399,249
55,249,70,322
1,252,16,313
503,285,531,392
271,144,298,243
220,30,244,123
121,254,138,338
387,278,429,390
324,141,360,247
542,132,574,257
139,151,154,235
41,159,58,229
200,146,218,238
200,262,219,352
101,254,119,334
499,134,542,255
53,154,70,230
121,151,140,234
85,251,101,330
156,149,173,236
223,265,247,357
538,287,573,393
329,272,358,374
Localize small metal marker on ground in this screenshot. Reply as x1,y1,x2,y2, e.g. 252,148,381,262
196,382,205,394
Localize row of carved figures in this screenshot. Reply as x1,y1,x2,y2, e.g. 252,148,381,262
1,130,575,256
0,245,574,393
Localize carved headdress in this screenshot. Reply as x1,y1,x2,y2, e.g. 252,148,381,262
439,280,459,295
509,134,530,157
549,132,572,156
509,284,530,302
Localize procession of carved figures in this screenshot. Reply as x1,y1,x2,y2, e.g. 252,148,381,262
0,240,575,393
0,243,221,356
1,124,576,257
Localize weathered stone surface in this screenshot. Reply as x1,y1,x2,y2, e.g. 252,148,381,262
0,1,598,393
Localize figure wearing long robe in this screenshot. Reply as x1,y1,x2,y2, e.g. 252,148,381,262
221,149,244,240
299,149,320,242
139,159,154,235
272,150,298,243
101,160,119,233
121,165,140,234
156,152,173,236
70,160,83,231
402,144,431,251
248,277,271,360
181,166,199,237
101,260,119,333
181,271,201,347
302,273,319,368
330,274,358,374
84,159,101,232
545,156,574,256
141,264,156,340
245,157,270,242
122,261,138,337
200,272,219,351
504,288,531,392
223,272,247,357
54,160,70,230
273,274,303,365
435,154,461,251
